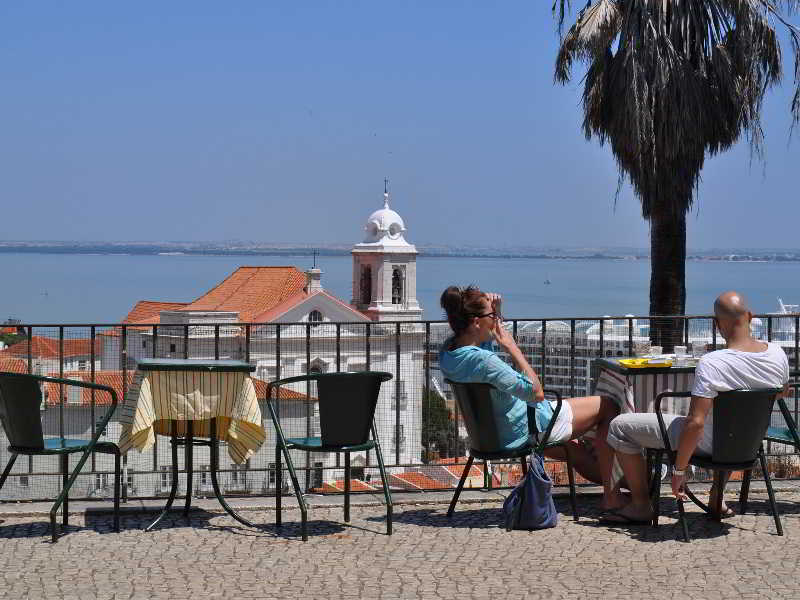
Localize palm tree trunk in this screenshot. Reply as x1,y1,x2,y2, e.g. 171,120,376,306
649,208,686,351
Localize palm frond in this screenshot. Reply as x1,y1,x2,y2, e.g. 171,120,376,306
553,0,799,219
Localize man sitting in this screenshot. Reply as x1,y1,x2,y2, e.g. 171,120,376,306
602,291,789,524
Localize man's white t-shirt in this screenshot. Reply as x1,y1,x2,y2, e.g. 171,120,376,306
690,341,789,451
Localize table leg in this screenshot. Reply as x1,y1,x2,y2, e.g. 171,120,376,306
145,421,181,532
184,421,194,519
209,417,259,528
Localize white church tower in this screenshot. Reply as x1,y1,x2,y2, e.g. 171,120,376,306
351,182,423,322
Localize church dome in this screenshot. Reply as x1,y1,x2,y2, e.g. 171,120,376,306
363,191,407,244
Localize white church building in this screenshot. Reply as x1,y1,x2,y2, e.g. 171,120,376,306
94,187,427,494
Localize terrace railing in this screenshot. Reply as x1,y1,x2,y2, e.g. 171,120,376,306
0,313,798,502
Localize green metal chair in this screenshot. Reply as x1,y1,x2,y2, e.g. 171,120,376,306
0,372,121,542
266,371,393,541
648,388,783,542
443,381,579,521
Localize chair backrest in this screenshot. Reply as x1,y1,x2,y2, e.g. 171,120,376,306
445,380,504,453
274,371,392,446
712,388,782,464
0,372,45,449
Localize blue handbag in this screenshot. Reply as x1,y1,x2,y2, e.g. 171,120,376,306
503,452,558,530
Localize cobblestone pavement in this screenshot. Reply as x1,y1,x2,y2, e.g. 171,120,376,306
3,491,800,599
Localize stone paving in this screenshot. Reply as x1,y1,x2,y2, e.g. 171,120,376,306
2,488,800,599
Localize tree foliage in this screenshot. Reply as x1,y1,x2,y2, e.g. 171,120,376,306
551,1,800,325
421,389,467,460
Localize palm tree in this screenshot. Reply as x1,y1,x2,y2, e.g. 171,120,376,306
553,0,800,348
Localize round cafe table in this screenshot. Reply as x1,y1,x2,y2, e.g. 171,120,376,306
118,358,265,530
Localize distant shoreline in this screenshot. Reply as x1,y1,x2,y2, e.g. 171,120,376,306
1,243,798,262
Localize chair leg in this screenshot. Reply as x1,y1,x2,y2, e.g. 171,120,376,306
277,443,308,541
61,454,69,527
648,450,663,528
740,470,752,515
373,441,393,536
113,450,121,532
275,444,282,527
344,452,351,523
711,471,725,522
0,454,19,492
677,497,690,543
759,448,783,536
447,456,474,518
562,444,578,521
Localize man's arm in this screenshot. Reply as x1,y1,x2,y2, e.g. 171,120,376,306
671,395,713,499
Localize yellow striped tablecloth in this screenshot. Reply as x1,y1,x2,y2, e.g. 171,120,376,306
118,368,265,464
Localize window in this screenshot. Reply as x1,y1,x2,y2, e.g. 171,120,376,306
18,475,29,488
230,463,239,485
199,466,209,489
268,462,276,485
360,265,372,304
142,340,147,349
395,424,405,444
312,462,323,489
95,473,109,490
67,386,82,405
78,360,88,371
126,473,135,493
308,310,323,327
169,343,176,353
160,466,171,492
391,267,404,305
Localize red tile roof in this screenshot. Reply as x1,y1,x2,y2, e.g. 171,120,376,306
0,336,102,359
0,356,28,374
0,326,20,335
122,301,189,325
390,472,450,490
252,289,369,323
42,370,133,407
309,478,377,493
43,371,133,406
180,267,307,322
251,377,316,402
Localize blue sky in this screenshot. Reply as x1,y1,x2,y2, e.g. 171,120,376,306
1,2,797,249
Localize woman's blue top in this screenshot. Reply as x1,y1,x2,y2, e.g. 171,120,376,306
438,339,553,451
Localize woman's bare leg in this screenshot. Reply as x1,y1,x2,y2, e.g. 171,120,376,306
543,441,601,483
565,395,623,509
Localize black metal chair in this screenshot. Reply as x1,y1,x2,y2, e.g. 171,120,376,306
0,372,121,542
764,381,800,451
266,371,393,541
443,381,579,521
648,388,783,542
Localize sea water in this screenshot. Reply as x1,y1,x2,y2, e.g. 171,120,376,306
2,252,800,323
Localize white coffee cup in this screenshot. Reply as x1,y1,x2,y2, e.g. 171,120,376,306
674,345,687,356
650,345,663,355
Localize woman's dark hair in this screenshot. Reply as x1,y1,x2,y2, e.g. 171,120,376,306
440,285,486,335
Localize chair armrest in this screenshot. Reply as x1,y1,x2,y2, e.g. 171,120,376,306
654,390,692,456
534,388,562,449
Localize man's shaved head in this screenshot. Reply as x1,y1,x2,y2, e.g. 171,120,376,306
714,291,751,321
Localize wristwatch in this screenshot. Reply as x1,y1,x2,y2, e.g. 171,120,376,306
672,467,686,476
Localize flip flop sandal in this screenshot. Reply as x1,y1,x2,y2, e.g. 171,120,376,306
598,509,653,526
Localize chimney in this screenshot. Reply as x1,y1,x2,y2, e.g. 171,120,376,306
305,268,323,293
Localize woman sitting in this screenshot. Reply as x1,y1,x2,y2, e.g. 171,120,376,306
438,285,621,509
